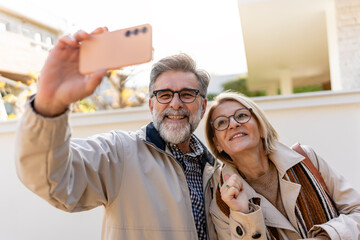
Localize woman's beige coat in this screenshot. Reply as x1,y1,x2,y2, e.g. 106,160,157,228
210,142,360,240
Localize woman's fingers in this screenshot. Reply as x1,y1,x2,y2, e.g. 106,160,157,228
220,174,249,212
223,174,231,181
221,174,243,193
222,187,240,201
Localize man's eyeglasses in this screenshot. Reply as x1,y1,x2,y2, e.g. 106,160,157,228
152,88,204,104
211,108,252,131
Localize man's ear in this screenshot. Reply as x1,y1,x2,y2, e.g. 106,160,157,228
201,98,207,118
149,98,153,115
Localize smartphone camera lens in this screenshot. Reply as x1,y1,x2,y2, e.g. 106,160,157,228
125,30,131,37
142,27,147,33
133,28,139,35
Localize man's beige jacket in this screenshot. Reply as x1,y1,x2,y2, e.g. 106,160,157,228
15,100,220,240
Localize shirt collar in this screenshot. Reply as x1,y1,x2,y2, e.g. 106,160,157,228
145,122,215,167
168,135,204,157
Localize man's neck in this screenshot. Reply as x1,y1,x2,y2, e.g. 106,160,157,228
175,138,191,154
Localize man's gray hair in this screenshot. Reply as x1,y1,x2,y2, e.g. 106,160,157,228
149,53,210,97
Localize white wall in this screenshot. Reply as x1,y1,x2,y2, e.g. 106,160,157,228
1,89,360,239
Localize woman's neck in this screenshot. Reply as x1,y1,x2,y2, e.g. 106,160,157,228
232,148,269,180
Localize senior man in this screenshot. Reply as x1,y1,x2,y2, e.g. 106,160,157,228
15,27,219,240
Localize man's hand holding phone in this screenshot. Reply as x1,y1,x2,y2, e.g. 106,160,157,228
79,24,153,74
34,24,152,117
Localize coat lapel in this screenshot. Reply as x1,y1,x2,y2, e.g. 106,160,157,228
221,164,296,232
269,142,304,228
221,142,306,233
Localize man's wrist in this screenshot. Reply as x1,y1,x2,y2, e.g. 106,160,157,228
33,95,68,117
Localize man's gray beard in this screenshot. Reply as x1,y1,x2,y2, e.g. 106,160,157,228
152,106,202,144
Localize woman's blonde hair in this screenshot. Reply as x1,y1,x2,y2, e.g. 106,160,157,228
205,91,279,165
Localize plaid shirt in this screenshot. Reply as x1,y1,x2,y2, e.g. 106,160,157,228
168,136,207,240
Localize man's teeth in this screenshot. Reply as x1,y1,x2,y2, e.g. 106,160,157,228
168,115,184,119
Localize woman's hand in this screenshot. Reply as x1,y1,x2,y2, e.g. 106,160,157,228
34,27,109,117
220,174,249,213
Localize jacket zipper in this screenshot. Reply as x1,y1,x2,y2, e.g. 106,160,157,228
145,141,218,240
203,163,220,240
145,142,196,229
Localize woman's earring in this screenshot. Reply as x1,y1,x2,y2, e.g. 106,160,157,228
214,138,222,153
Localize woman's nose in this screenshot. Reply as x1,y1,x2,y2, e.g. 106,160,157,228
228,116,240,129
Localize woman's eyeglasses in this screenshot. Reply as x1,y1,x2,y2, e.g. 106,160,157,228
211,108,252,131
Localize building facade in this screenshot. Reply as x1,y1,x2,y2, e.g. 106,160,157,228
0,3,69,119
237,0,360,95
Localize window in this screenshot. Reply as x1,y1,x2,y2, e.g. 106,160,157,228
0,21,8,31
34,32,42,50
21,26,31,38
34,32,41,41
45,36,53,45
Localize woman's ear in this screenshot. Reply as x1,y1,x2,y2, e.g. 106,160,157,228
213,137,223,153
259,126,264,139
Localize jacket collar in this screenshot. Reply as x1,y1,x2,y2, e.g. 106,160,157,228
144,122,216,167
268,141,304,177
145,122,166,151
220,141,304,187
221,141,305,231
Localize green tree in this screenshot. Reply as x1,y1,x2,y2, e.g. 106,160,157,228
222,75,266,97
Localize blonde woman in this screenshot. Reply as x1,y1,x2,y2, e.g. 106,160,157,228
205,92,360,239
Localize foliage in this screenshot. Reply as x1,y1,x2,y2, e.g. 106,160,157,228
293,84,323,93
104,69,147,109
0,74,37,120
72,69,147,113
222,75,266,97
206,93,217,101
221,75,324,97
72,99,96,113
0,68,148,120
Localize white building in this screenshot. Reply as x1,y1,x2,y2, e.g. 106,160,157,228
0,2,71,119
237,0,360,95
0,2,68,82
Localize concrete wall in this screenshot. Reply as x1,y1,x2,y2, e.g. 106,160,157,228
1,90,360,239
335,0,360,89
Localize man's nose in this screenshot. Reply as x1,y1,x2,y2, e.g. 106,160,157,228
169,93,183,110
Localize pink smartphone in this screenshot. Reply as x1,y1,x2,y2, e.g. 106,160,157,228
79,23,153,74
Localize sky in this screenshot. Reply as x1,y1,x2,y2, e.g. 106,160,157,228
3,0,248,87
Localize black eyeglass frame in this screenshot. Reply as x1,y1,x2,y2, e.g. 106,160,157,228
211,107,253,131
152,88,205,104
